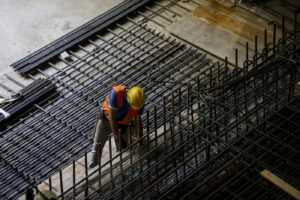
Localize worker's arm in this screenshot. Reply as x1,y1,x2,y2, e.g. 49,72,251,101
108,107,119,140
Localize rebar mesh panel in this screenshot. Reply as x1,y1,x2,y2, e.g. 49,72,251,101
0,20,214,199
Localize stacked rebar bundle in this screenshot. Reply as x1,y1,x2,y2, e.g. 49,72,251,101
0,78,57,130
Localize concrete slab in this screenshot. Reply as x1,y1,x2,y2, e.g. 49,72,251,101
0,0,123,68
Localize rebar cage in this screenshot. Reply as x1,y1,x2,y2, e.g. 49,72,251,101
57,27,300,199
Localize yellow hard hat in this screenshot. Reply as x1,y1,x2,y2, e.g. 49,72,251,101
128,87,146,110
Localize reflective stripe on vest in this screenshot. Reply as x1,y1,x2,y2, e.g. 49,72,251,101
101,86,140,125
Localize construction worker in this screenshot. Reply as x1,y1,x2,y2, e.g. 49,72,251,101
89,86,146,168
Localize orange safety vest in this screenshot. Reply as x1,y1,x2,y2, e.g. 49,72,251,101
101,86,141,125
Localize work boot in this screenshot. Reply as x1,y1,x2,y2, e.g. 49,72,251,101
89,152,98,169
89,144,100,169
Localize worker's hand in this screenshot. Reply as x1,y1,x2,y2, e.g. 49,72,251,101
114,134,121,152
114,128,128,152
138,138,143,147
121,137,128,149
114,135,128,152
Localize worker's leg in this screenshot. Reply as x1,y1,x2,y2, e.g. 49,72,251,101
89,117,111,168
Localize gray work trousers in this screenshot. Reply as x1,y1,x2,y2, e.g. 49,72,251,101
92,115,133,158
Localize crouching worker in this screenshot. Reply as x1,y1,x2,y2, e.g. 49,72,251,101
89,86,146,168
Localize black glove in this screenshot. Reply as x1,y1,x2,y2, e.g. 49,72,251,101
114,136,120,152
121,137,128,149
139,139,144,147
114,136,128,152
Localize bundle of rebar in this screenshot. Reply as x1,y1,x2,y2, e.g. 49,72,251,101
0,78,57,130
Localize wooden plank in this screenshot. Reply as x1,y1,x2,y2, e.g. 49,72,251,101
260,169,300,200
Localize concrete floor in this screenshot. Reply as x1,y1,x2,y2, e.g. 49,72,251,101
0,0,123,97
